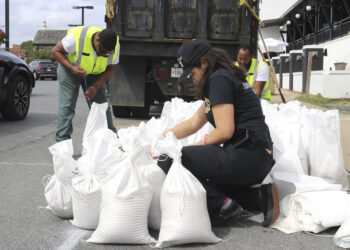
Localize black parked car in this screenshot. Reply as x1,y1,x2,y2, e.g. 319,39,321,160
0,49,35,120
28,59,57,80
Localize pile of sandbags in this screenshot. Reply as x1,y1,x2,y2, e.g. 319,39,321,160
43,101,220,248
261,100,349,247
43,99,349,248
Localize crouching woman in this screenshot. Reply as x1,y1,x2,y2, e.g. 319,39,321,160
157,40,279,227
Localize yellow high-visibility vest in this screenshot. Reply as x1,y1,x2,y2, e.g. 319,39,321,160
67,26,119,75
235,58,272,102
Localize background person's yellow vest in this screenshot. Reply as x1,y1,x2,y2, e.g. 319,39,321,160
67,26,119,75
235,58,272,102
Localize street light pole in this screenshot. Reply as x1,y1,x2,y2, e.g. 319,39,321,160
72,6,94,26
5,0,9,51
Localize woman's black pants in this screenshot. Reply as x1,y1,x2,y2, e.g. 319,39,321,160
157,137,274,215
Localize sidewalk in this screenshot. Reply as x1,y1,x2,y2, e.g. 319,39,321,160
272,89,350,184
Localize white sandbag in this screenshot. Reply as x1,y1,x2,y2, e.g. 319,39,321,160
138,161,166,231
334,217,350,249
272,172,342,201
272,190,350,234
118,122,166,231
153,133,220,248
160,98,214,146
87,148,155,244
302,109,347,186
44,139,77,218
71,129,123,230
71,175,101,230
262,101,306,176
82,102,108,144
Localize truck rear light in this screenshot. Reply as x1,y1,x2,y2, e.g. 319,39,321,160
157,68,167,78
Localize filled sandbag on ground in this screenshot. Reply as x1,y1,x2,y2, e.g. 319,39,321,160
71,129,123,230
44,139,77,218
272,190,350,234
87,147,155,244
153,133,220,248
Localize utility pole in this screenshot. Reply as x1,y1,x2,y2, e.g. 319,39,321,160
72,6,94,26
5,0,9,51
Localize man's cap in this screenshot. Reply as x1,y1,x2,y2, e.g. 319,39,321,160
177,39,212,82
98,28,117,51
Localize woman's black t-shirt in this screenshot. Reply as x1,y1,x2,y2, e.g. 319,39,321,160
204,68,273,149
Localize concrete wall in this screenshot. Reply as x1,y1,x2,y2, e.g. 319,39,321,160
293,72,303,92
283,71,350,98
282,73,290,90
323,35,350,71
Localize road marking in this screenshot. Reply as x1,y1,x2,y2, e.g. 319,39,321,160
56,228,89,250
0,162,52,166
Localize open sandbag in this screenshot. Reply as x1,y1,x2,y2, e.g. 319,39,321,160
44,139,76,218
87,147,155,244
82,102,109,155
153,133,220,248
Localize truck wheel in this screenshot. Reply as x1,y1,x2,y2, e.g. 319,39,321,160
112,106,130,118
0,75,31,120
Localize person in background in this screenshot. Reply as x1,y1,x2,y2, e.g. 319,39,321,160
235,44,272,103
52,26,119,142
156,39,279,227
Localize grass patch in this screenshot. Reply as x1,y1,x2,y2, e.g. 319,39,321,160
297,94,350,113
297,94,332,105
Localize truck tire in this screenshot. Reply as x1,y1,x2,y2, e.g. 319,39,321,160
0,75,31,120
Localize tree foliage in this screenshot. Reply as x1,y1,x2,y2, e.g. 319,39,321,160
0,29,5,44
20,40,55,64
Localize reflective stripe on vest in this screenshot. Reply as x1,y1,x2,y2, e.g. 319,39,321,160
67,26,119,74
75,26,90,66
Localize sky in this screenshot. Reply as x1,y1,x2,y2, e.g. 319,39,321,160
0,0,298,47
0,0,105,46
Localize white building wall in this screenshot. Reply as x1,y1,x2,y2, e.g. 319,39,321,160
284,71,350,98
282,73,290,90
322,35,350,71
322,72,350,99
293,72,303,92
309,71,324,96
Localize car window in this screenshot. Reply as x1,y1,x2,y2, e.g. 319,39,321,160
39,62,55,66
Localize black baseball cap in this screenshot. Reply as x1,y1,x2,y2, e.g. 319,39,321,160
98,28,117,51
177,39,212,83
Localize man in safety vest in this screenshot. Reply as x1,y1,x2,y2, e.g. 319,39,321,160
52,26,119,142
235,45,272,102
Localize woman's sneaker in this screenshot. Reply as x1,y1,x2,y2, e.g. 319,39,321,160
210,197,243,226
260,183,280,227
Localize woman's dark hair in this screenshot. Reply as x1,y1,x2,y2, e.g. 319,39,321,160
194,47,245,100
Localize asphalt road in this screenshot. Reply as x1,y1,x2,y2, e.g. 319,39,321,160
0,80,341,250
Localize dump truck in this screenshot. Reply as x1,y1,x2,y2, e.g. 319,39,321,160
106,0,259,118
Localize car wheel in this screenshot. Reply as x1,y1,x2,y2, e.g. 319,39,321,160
0,75,31,120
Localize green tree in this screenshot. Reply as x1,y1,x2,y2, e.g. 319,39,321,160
20,40,55,64
0,29,5,44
